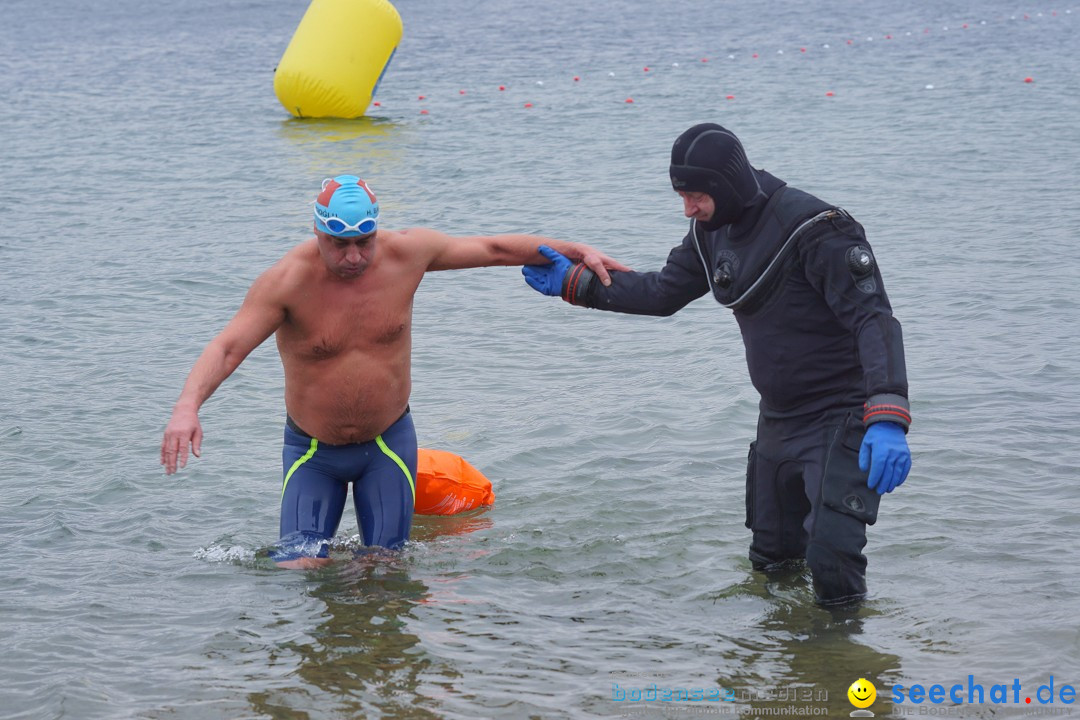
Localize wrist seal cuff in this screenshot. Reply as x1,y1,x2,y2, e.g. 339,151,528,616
863,394,911,432
561,263,596,306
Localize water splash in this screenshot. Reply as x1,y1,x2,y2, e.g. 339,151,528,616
193,544,257,564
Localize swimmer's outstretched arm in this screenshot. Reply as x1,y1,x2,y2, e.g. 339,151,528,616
161,268,287,475
408,228,630,285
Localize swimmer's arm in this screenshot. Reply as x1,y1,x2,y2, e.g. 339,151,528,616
161,270,287,474
412,228,630,286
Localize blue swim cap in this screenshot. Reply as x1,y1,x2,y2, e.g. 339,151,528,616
313,175,379,237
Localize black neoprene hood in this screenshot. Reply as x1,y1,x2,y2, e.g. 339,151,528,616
670,123,762,229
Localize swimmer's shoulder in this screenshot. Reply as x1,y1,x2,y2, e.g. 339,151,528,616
381,227,448,264
254,237,320,294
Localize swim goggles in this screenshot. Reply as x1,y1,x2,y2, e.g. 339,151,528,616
314,209,378,236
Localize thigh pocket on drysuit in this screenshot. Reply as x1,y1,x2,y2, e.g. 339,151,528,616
820,416,881,526
744,441,757,529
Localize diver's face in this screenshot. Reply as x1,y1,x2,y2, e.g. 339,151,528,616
677,190,715,222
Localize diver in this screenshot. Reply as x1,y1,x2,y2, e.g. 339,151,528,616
522,124,912,605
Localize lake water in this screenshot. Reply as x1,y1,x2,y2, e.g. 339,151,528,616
2,0,1079,718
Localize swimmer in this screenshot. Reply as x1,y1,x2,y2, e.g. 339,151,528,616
161,175,629,568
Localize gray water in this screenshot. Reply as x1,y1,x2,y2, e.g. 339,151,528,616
3,0,1080,718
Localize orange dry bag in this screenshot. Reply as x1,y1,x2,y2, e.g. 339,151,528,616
414,448,495,516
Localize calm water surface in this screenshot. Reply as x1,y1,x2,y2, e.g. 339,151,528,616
2,0,1079,718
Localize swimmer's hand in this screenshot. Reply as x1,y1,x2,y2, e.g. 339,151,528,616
522,245,573,296
523,244,624,306
859,422,911,494
161,404,203,475
561,242,629,287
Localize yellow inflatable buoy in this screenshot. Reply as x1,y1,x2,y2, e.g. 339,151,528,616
274,0,402,118
415,449,495,516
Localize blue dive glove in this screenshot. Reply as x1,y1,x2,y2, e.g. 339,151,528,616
859,421,911,494
522,245,573,296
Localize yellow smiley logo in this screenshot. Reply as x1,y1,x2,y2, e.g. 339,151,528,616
848,678,877,708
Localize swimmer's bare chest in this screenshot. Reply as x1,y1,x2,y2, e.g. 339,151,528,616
274,269,418,442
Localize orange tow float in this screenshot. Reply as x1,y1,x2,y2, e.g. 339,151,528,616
414,448,495,515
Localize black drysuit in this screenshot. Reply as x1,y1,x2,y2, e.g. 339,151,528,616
570,172,909,603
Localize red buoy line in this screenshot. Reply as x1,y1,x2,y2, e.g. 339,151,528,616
381,9,1071,115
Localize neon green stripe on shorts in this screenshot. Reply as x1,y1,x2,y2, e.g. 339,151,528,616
281,437,318,500
375,434,415,502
